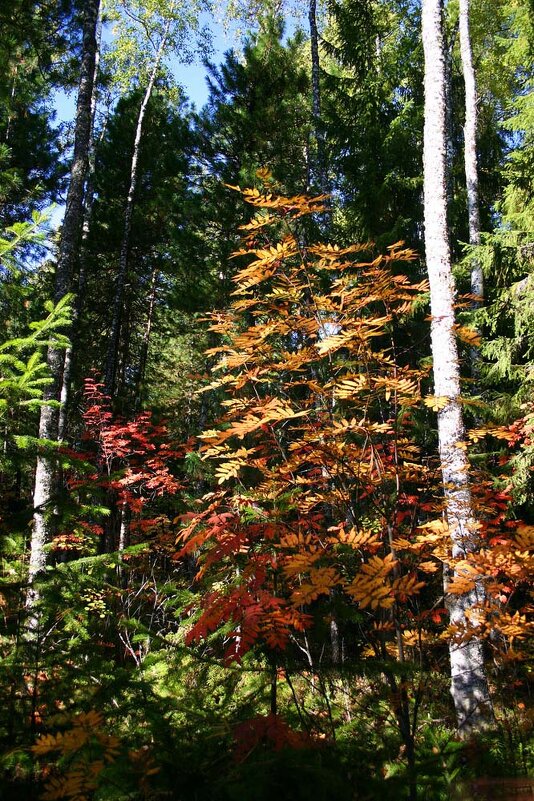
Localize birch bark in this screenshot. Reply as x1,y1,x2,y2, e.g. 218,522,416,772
459,0,484,379
459,0,482,287
308,0,327,193
28,0,100,610
421,0,492,734
104,12,173,397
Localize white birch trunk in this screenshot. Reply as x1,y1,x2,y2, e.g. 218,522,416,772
459,0,483,379
459,0,482,263
104,16,173,396
308,0,327,193
421,0,492,734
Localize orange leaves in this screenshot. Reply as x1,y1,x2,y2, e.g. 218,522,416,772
175,186,529,671
467,425,521,444
235,186,329,217
346,554,397,610
423,395,449,412
391,573,426,601
455,324,482,346
232,239,298,293
33,712,122,801
336,527,381,552
290,567,343,605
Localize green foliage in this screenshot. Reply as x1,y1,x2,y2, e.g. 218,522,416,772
0,1,533,799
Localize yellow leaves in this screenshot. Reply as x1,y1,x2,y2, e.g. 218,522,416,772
418,518,449,536
332,374,369,399
215,461,242,485
291,567,343,605
496,612,533,642
346,553,397,610
336,527,380,551
278,532,316,550
401,629,422,647
418,560,440,573
467,425,517,443
446,560,482,595
282,551,322,577
455,325,481,346
423,395,449,412
33,733,65,757
371,375,419,400
255,166,273,182
238,213,278,232
307,242,371,260
33,712,104,757
391,573,425,599
514,525,534,551
34,711,121,801
238,188,329,218
315,329,353,355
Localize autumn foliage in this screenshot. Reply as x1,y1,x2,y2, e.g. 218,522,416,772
176,184,533,673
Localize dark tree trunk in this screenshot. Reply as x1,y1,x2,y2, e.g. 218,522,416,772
58,7,103,441
28,0,100,611
134,267,158,410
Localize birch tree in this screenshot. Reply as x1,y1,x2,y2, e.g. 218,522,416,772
458,0,484,381
28,0,100,610
459,0,482,295
103,0,210,396
421,0,493,734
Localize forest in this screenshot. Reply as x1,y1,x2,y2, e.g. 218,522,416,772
0,0,532,799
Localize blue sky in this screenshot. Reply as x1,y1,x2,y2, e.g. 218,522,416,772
50,18,239,226
53,14,241,126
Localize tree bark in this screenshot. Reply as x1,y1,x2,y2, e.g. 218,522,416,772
28,0,100,610
459,0,483,379
421,0,492,734
459,0,482,276
308,0,327,193
58,7,103,442
134,267,158,410
104,17,172,397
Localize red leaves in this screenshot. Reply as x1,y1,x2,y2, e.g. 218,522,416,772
175,188,534,669
233,713,314,762
80,378,182,512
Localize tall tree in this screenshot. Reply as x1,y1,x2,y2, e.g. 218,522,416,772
0,0,73,224
323,0,424,246
308,0,327,191
458,0,483,381
27,0,100,609
458,0,481,280
103,0,209,397
421,0,492,734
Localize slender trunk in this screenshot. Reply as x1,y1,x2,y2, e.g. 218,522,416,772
459,0,482,266
58,9,103,441
28,0,100,610
459,0,483,378
308,0,327,193
5,65,18,144
104,17,173,397
134,267,158,410
444,22,458,216
421,0,492,734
